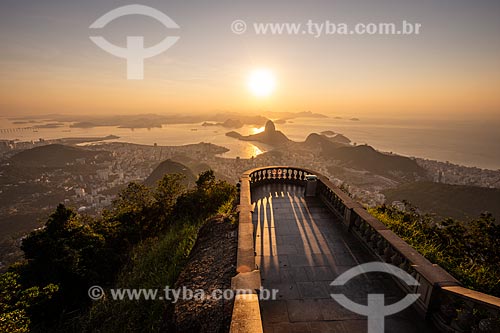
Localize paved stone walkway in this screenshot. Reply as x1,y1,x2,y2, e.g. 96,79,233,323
252,184,433,333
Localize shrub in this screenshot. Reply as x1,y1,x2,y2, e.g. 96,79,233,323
369,204,500,296
83,223,199,332
1,170,237,331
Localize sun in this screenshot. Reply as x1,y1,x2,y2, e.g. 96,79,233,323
247,69,276,97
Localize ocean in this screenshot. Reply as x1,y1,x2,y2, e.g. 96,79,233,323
1,116,499,170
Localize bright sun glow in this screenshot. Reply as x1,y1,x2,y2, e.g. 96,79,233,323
251,126,265,134
247,69,276,97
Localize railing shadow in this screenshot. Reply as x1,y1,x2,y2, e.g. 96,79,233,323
234,166,500,333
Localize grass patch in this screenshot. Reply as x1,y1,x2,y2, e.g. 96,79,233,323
369,205,500,297
82,222,199,332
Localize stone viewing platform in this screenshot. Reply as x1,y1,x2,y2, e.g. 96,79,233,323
230,167,500,333
253,183,430,332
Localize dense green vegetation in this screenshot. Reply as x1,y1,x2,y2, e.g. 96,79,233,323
383,181,500,222
0,170,237,332
369,203,500,297
81,223,199,332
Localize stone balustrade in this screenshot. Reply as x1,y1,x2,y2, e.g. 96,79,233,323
231,166,500,333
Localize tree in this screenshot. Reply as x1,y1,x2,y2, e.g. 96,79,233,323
2,170,237,330
19,205,106,320
153,173,186,229
0,272,58,332
174,170,236,221
104,182,154,243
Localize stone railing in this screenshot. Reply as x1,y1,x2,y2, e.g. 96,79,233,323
229,168,264,333
231,166,500,333
432,286,500,332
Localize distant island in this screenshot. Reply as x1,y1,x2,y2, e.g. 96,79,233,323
19,112,329,130
264,111,328,119
60,135,119,144
202,119,245,129
35,122,65,129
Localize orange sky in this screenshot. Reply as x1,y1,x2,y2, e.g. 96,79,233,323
1,0,499,120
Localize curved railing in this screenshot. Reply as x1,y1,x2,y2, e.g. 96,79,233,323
249,166,309,184
231,166,500,333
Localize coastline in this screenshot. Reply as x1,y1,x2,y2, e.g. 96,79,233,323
1,115,499,171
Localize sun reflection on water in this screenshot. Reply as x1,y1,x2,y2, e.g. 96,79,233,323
247,144,263,157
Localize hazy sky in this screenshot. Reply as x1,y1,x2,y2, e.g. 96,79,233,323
1,0,499,119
